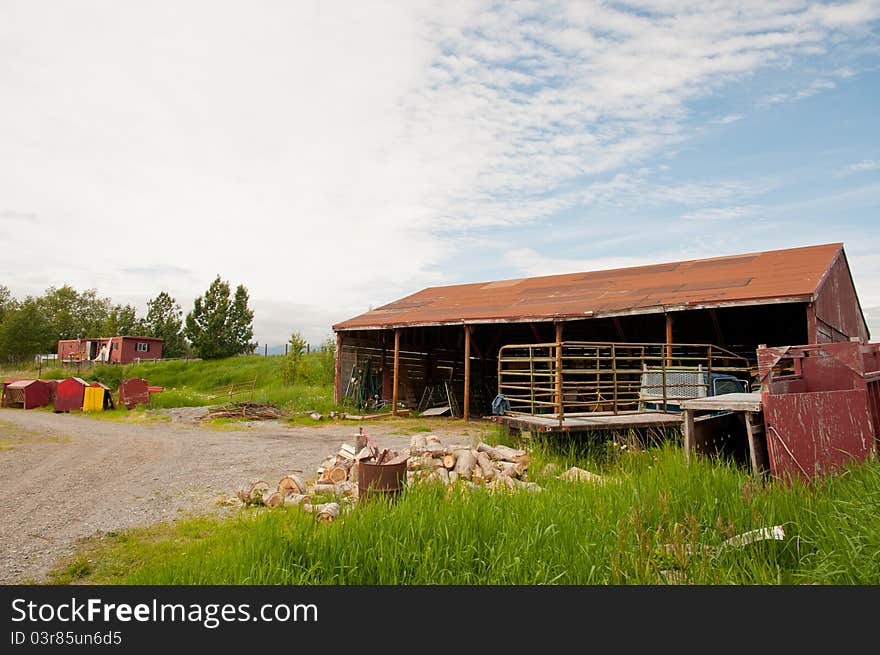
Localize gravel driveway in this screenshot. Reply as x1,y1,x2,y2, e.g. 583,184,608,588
0,409,478,584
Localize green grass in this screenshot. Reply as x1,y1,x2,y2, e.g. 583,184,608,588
3,354,337,414
48,437,880,585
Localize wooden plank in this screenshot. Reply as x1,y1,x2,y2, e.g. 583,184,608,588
463,325,471,422
392,329,400,416
683,408,695,466
680,392,762,413
745,411,763,476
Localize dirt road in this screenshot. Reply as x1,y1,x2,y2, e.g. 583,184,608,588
0,409,478,584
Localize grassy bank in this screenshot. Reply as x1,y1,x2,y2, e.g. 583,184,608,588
50,437,880,585
10,354,335,414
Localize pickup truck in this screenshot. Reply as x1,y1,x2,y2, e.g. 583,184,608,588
638,366,749,412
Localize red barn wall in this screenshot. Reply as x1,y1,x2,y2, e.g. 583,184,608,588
813,251,870,343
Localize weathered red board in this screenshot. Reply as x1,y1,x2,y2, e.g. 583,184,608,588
54,376,89,412
118,378,150,409
763,389,874,481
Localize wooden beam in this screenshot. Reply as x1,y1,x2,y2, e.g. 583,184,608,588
806,303,817,343
530,324,542,342
555,323,564,423
709,309,725,347
683,408,695,466
334,332,342,405
665,313,674,365
392,329,401,416
612,317,626,341
463,325,471,421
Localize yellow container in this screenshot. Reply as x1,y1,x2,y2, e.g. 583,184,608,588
82,386,104,411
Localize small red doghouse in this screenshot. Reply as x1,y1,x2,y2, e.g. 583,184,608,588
1,379,50,409
54,377,89,412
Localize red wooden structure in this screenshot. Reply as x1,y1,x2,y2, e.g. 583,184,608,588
57,336,163,364
118,378,150,409
1,379,50,409
54,377,89,412
758,341,880,481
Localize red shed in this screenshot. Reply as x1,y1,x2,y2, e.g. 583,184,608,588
118,378,150,409
1,379,50,409
54,377,89,412
57,336,164,364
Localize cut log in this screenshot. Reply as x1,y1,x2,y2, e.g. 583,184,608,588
493,444,529,464
449,470,459,483
355,447,373,461
324,466,349,484
283,493,311,507
426,435,442,445
311,483,339,495
558,467,604,483
442,453,456,469
476,443,503,460
262,491,284,507
238,480,270,504
453,449,477,478
476,451,495,479
437,467,450,485
425,444,450,457
278,474,306,495
410,434,427,449
334,481,357,497
495,461,518,478
309,412,322,421
315,502,340,522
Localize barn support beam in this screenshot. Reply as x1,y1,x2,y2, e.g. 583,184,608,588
555,322,564,424
334,332,343,405
463,324,472,421
392,329,401,416
665,313,674,366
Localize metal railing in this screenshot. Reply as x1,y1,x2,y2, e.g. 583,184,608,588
497,341,750,420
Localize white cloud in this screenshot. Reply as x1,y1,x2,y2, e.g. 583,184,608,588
681,205,763,222
711,114,745,125
760,78,837,104
1,1,878,344
844,159,880,174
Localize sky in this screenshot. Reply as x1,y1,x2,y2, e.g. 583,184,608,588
1,0,879,348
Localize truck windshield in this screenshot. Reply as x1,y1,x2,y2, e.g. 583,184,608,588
713,378,744,395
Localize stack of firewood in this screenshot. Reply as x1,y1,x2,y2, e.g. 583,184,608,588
236,474,341,522
404,435,541,493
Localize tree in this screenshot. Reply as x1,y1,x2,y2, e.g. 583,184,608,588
184,276,256,359
38,286,109,343
0,285,15,324
102,303,142,336
283,331,308,384
0,298,52,363
144,292,187,357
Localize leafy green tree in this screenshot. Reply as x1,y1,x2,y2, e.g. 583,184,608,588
283,331,308,384
0,298,52,363
102,303,142,336
184,276,256,359
144,292,187,357
39,286,109,343
0,285,16,324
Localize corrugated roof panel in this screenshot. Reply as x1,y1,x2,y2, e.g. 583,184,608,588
333,243,843,330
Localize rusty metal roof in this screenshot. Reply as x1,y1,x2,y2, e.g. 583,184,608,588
333,243,845,330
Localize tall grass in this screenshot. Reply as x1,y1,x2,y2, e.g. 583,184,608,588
52,441,880,585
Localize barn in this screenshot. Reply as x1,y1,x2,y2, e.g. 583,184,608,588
57,336,163,364
1,379,51,409
332,243,869,420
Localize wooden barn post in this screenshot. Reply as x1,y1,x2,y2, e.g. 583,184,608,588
463,324,471,421
392,329,401,416
334,332,342,405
